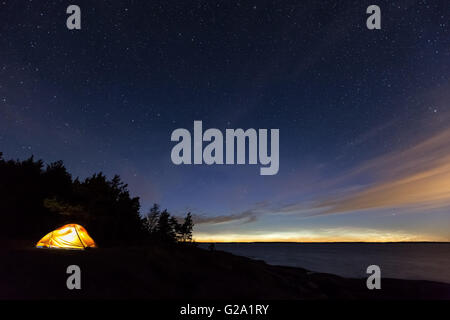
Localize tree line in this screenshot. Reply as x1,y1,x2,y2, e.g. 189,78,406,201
0,152,193,246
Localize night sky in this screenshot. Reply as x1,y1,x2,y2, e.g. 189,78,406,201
1,0,449,241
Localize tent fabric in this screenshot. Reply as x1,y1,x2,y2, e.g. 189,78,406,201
36,224,97,249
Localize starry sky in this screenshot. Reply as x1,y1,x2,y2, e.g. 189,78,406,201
1,0,449,242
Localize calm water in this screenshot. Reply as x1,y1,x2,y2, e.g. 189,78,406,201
200,243,450,284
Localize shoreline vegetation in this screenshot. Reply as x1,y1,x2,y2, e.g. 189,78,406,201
1,152,449,299
0,152,193,246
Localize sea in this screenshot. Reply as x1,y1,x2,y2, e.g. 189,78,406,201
199,242,450,284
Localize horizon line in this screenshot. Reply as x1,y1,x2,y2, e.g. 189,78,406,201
194,240,450,244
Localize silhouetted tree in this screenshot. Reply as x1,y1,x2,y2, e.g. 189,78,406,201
42,161,72,199
179,212,194,243
71,173,145,246
156,209,177,243
0,152,195,247
170,216,181,240
144,203,160,235
143,205,195,244
0,154,53,239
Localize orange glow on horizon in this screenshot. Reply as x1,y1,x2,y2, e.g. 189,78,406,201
193,230,448,243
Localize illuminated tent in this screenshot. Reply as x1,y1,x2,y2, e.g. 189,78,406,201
36,224,97,249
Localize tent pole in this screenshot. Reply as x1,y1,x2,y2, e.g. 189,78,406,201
74,227,86,249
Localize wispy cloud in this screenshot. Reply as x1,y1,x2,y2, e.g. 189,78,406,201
193,210,258,225
193,203,271,225
195,125,450,226
314,127,450,214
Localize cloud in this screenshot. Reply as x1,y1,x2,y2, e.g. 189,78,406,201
193,210,258,225
314,127,450,214
193,108,450,230
193,202,271,225
206,125,450,220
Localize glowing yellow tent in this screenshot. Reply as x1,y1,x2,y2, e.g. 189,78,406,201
36,224,97,249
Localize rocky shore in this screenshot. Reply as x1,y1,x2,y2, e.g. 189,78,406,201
1,243,449,299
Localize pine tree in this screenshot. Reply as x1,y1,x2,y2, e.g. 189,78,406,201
180,212,194,242
144,203,160,235
156,209,176,243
